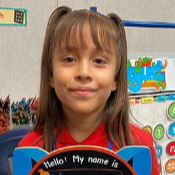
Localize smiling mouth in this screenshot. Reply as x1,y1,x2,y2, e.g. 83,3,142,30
69,87,97,96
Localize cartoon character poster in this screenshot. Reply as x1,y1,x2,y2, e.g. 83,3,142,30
13,146,151,175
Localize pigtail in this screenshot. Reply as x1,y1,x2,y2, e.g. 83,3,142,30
46,6,72,72
46,6,72,43
105,13,133,148
46,6,72,30
36,6,72,152
107,13,127,74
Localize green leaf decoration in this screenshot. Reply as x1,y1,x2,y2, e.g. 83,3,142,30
127,59,132,68
138,59,142,67
157,72,161,77
161,84,166,90
152,62,155,66
143,57,148,64
157,79,162,86
135,67,141,73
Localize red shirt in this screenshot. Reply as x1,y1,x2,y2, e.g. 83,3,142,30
18,122,160,175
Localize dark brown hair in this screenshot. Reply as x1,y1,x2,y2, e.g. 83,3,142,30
34,6,133,151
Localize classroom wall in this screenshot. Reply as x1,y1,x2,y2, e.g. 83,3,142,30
0,0,175,100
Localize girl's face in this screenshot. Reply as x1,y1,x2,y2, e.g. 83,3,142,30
50,25,117,117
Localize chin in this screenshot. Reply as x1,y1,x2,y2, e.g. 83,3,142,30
73,109,94,115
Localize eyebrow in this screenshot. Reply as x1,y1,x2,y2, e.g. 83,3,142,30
58,46,81,52
58,46,113,55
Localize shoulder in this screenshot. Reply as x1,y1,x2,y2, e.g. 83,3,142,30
18,128,43,147
129,123,154,146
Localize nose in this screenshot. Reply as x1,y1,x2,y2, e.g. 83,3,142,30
75,59,92,81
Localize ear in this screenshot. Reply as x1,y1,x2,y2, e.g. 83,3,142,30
49,77,55,88
112,81,117,91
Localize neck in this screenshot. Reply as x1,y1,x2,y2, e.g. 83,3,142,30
62,106,105,142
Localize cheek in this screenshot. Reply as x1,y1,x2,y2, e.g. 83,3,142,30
52,67,70,84
52,67,73,97
51,69,65,92
96,69,116,88
52,76,65,102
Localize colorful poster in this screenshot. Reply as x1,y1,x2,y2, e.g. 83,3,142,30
13,146,151,175
0,7,27,26
127,57,175,93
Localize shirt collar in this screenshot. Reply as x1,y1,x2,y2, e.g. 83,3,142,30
56,121,107,145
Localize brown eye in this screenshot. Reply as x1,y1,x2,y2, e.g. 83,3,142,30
93,58,106,64
63,57,76,63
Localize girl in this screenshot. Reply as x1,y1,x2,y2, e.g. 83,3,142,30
19,6,160,174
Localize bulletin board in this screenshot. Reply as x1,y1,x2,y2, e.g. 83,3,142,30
126,20,175,175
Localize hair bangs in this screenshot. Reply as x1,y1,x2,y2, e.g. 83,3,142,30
53,10,117,54
89,13,117,55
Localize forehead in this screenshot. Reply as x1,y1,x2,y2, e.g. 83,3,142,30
64,24,95,49
53,11,117,54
